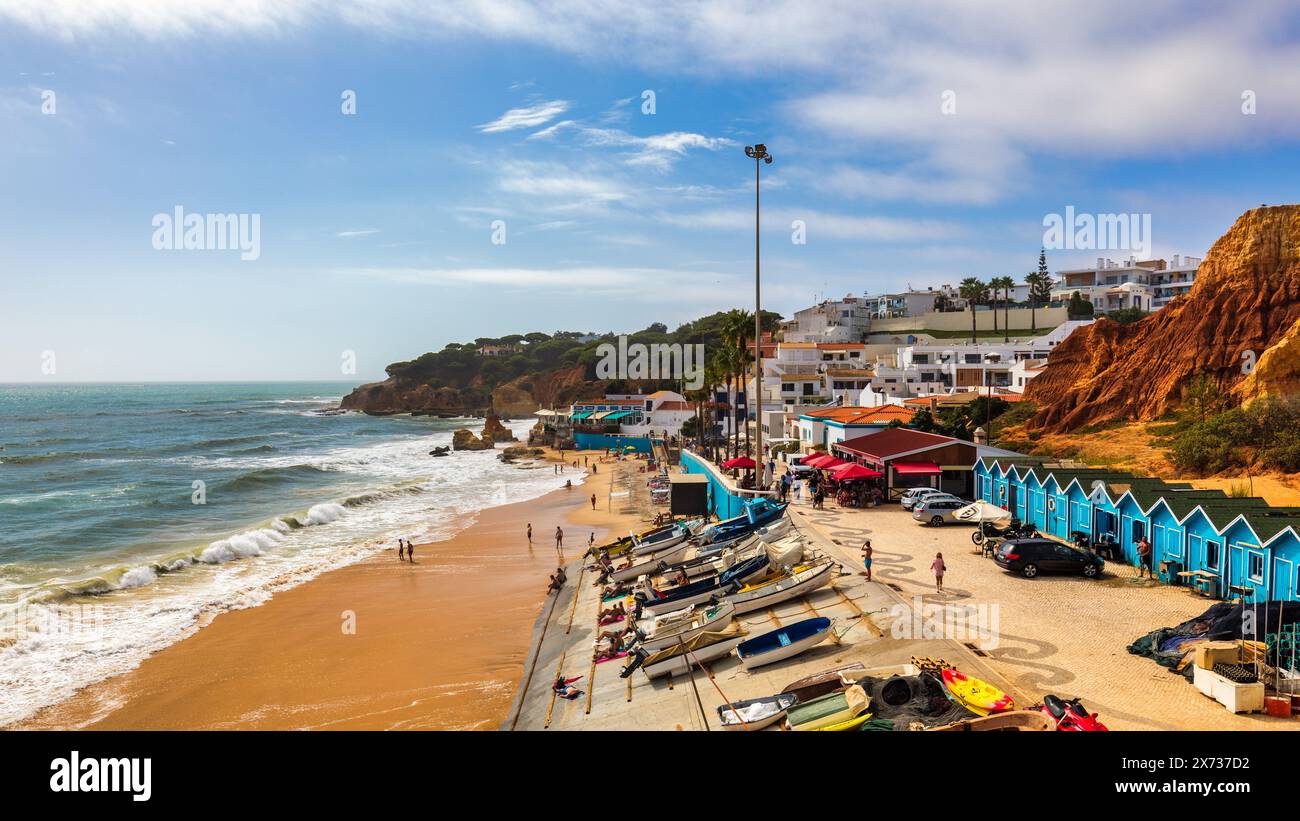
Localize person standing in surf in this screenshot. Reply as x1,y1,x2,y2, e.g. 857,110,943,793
527,523,533,547
406,538,416,563
397,539,405,562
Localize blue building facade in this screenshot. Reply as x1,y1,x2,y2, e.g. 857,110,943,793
973,457,1300,601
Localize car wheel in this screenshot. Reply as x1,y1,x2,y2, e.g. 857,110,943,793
930,516,944,527
971,531,985,545
1022,563,1039,579
1083,563,1099,578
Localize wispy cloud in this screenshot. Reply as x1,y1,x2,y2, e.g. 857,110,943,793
336,228,381,238
655,207,959,242
527,119,576,140
476,100,570,133
577,128,734,169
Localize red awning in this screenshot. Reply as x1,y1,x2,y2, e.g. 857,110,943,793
817,457,849,470
722,456,756,469
802,454,834,468
831,464,883,481
892,461,941,475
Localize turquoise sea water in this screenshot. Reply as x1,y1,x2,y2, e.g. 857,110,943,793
0,383,570,725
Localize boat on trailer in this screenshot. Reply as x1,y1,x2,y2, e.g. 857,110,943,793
734,616,833,670
717,693,797,730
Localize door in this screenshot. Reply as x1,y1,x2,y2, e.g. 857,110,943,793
1273,558,1296,602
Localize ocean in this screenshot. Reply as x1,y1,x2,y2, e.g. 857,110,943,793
0,382,571,726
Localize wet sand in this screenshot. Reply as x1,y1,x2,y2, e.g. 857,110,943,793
16,450,645,730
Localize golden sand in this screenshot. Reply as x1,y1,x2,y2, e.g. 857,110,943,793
16,450,645,730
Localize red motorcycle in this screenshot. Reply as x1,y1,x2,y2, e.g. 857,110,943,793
1041,694,1109,731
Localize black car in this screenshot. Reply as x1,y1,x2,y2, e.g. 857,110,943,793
993,538,1105,579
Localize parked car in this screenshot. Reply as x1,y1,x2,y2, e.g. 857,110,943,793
785,456,817,478
911,496,967,526
900,487,951,511
993,538,1105,579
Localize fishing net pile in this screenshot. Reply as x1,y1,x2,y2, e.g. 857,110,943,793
1127,600,1300,680
854,674,974,730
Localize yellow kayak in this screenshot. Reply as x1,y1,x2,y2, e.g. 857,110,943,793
813,712,873,731
941,668,1014,716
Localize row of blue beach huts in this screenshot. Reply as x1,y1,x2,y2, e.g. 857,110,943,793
974,457,1300,602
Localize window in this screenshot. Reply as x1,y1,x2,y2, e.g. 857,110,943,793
1248,552,1264,582
1205,540,1220,570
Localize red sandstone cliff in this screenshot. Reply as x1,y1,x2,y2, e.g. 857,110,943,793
1025,205,1300,432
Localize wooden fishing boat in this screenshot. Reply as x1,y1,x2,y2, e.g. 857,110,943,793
635,602,736,653
721,561,836,615
928,710,1056,731
610,540,693,582
639,577,736,617
755,518,793,541
628,626,749,679
717,693,797,731
786,684,870,731
780,663,866,702
940,668,1014,716
630,525,690,555
734,617,832,670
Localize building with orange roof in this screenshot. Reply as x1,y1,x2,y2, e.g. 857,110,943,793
795,404,918,452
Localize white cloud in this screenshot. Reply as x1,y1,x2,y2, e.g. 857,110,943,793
336,228,381,238
340,264,763,304
476,100,569,133
527,119,576,140
578,128,735,170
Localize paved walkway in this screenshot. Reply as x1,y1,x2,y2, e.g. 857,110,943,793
787,499,1299,730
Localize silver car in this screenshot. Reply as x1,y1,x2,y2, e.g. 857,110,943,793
912,496,967,526
900,487,950,511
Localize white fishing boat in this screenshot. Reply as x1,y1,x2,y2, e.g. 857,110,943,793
610,540,692,582
717,693,798,730
630,526,689,556
721,560,836,615
635,627,749,679
636,602,736,653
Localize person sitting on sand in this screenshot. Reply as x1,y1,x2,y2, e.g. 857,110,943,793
555,566,567,585
547,573,564,595
598,601,626,621
593,634,624,661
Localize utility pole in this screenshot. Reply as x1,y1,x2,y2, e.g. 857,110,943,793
745,143,772,486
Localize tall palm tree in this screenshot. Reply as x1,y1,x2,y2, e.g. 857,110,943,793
991,275,1015,342
959,277,986,343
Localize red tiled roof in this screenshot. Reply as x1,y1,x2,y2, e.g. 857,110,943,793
835,427,962,460
655,401,689,411
803,405,916,425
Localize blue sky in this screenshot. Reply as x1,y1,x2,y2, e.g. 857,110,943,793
3,1,1300,382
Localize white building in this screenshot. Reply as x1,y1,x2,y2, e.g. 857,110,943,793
1052,255,1201,314
568,390,694,437
780,296,872,342
865,320,1093,400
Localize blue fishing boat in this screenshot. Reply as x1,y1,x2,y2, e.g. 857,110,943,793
734,616,832,670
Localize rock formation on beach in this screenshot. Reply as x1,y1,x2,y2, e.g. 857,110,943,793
452,429,492,451
1025,205,1300,433
480,412,518,444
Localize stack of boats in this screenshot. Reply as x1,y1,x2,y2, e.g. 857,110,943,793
594,499,842,681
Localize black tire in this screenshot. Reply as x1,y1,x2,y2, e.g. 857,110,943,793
930,516,944,527
1083,563,1100,578
971,531,985,545
1022,563,1039,579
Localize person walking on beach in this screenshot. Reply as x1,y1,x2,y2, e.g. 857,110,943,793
588,532,595,549
591,492,597,510
527,523,533,547
930,552,946,593
555,526,564,553
406,539,416,563
397,539,406,562
861,538,873,581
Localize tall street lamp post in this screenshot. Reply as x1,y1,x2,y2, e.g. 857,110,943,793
745,143,772,483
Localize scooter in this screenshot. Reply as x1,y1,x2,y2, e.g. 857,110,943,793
971,517,1037,545
1041,694,1109,731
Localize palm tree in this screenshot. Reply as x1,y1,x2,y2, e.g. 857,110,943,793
959,277,986,343
991,275,1015,342
721,309,753,458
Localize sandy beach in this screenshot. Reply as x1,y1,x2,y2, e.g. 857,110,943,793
15,449,647,731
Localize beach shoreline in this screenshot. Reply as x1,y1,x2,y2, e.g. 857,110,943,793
13,449,645,731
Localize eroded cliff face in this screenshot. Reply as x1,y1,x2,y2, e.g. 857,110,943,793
1025,205,1300,433
339,364,609,417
